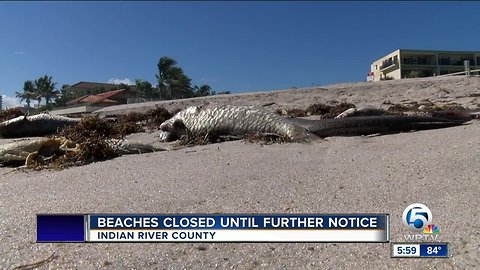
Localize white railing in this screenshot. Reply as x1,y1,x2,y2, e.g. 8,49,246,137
436,68,480,77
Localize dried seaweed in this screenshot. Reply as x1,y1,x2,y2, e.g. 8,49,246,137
175,130,292,147
113,106,173,133
297,102,356,118
387,103,419,113
327,103,356,117
56,116,119,164
29,106,174,168
145,106,173,129
305,103,332,115
0,108,24,122
284,108,307,117
242,132,292,145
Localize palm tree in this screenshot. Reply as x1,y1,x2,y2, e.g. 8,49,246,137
156,57,176,99
193,84,214,97
53,84,71,107
15,81,37,109
34,75,59,106
156,56,194,99
135,79,155,100
168,68,193,99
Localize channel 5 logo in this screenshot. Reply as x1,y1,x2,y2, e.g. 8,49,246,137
402,203,433,232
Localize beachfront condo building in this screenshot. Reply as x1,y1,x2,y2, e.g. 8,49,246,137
368,49,480,81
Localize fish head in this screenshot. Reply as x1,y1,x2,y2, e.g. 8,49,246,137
159,106,202,132
159,106,203,141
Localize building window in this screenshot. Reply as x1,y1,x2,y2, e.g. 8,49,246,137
439,57,450,65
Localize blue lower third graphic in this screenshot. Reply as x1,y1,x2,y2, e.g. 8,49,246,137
391,243,448,258
37,214,85,242
420,243,448,257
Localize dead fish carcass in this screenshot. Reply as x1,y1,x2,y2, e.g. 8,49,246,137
0,136,165,168
0,114,81,138
0,138,80,167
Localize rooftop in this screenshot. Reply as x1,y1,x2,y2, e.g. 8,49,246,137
66,89,127,106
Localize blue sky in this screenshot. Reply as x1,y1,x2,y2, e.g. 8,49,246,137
1,1,479,107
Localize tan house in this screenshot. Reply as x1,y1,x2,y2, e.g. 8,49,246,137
368,49,480,81
64,81,123,100
65,89,130,106
52,88,132,116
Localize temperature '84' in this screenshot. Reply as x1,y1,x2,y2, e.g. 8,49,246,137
427,246,441,255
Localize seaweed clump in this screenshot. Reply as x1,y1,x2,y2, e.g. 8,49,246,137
306,102,356,118
387,103,415,113
53,106,174,166
113,106,174,134
325,103,356,118
146,106,173,128
115,112,146,135
305,103,333,116
176,130,292,147
57,116,120,164
420,104,473,121
242,132,292,145
0,108,24,122
282,108,307,117
428,104,469,112
276,102,357,118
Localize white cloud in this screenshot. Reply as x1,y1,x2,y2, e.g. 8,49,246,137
107,78,135,85
1,95,24,109
198,77,220,83
14,51,25,55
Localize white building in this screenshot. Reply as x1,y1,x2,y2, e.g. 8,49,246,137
369,49,480,81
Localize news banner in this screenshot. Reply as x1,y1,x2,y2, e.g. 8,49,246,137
38,214,388,242
36,206,449,258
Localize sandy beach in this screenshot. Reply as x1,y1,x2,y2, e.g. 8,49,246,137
1,76,479,269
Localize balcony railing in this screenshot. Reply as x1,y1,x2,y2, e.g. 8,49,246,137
380,60,398,70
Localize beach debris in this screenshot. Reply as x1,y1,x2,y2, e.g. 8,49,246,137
0,115,165,169
278,102,357,118
0,107,173,169
0,136,164,169
336,107,397,118
0,107,24,122
0,104,474,169
0,137,80,168
0,113,80,138
13,252,57,270
242,132,292,145
305,102,356,117
0,105,173,139
337,104,478,120
55,115,164,165
113,105,173,133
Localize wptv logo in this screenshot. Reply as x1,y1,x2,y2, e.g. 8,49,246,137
402,203,440,241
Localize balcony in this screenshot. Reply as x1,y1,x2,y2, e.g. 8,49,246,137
380,59,399,71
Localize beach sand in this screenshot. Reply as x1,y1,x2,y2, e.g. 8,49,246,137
1,76,479,269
